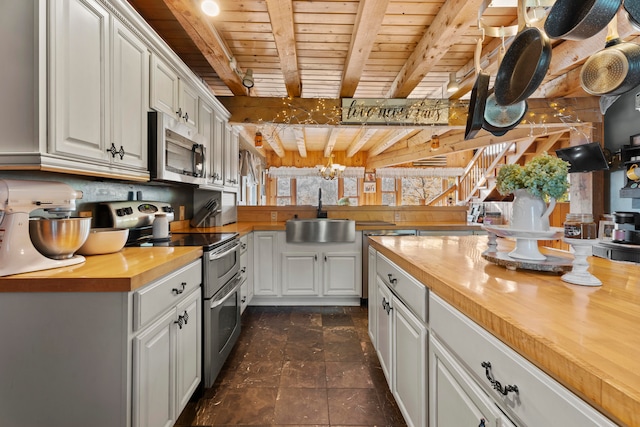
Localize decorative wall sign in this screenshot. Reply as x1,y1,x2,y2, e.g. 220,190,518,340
341,98,449,125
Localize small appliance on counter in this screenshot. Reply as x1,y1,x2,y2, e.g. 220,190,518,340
0,179,88,276
96,200,175,244
593,211,640,263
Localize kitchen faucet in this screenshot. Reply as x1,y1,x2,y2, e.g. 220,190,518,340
317,188,327,218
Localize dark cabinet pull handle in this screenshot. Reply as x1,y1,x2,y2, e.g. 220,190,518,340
381,297,392,315
174,315,184,329
183,111,189,122
182,310,189,325
241,267,246,273
176,107,182,118
479,418,486,427
241,296,247,303
106,143,126,159
481,361,519,396
172,282,187,295
387,273,397,284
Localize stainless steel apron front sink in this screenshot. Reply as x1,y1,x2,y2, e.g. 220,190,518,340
285,219,356,243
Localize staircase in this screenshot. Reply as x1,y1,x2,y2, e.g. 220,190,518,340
428,130,569,206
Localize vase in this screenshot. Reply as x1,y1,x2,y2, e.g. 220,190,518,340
509,189,556,261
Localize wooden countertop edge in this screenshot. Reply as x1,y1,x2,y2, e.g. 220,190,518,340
0,248,203,293
369,239,635,427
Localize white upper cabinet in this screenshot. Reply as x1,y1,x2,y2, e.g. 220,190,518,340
49,0,111,163
151,54,199,131
223,124,240,190
111,18,149,171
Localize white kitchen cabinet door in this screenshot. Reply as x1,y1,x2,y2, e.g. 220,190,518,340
376,276,393,385
133,309,176,427
178,79,199,130
323,251,361,296
393,298,428,427
430,336,515,427
223,124,240,190
281,252,319,295
367,246,377,344
150,54,179,118
253,231,279,296
175,288,201,415
49,0,110,162
111,18,149,171
198,98,215,184
210,112,226,186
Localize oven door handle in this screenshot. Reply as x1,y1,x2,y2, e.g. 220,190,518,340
208,241,241,260
210,275,243,309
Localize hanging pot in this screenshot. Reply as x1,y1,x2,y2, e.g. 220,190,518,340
482,91,528,136
544,0,622,41
625,0,640,31
482,44,528,136
465,38,490,140
494,0,552,106
580,17,640,96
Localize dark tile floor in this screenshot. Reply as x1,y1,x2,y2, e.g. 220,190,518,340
175,305,407,426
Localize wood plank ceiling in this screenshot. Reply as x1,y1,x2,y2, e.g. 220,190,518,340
126,0,640,168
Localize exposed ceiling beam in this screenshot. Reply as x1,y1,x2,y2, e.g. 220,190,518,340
346,128,378,157
264,0,302,97
323,128,340,157
263,126,286,157
293,128,307,158
386,0,486,98
367,127,569,169
340,0,390,98
368,129,415,156
161,0,246,95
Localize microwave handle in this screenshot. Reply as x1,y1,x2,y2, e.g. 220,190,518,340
192,143,206,178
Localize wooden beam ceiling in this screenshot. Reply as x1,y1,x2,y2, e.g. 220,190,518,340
264,0,302,97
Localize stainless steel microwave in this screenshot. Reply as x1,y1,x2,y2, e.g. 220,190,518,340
148,111,207,185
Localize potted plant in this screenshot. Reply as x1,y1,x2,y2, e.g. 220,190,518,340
496,153,569,232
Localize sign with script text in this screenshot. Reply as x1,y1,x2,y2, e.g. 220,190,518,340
341,98,449,125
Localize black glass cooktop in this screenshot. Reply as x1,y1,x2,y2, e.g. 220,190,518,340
129,232,238,251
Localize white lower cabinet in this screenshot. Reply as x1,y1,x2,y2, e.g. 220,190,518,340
373,253,428,427
133,261,202,427
367,245,377,345
239,233,253,313
429,293,617,427
252,231,362,305
0,259,202,427
430,335,515,427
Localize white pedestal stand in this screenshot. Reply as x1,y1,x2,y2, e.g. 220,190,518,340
561,238,601,287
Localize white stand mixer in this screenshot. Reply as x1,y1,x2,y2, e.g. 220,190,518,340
0,179,86,276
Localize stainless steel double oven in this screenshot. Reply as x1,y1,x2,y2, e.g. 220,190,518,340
169,233,242,388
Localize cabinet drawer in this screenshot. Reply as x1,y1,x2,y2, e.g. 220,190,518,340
134,259,202,331
430,293,617,427
376,253,427,324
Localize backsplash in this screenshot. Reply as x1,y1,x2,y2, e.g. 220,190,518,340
0,171,196,223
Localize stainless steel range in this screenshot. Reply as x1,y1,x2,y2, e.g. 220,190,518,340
98,201,242,388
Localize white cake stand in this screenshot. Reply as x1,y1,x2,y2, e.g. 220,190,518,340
561,238,601,286
482,225,564,261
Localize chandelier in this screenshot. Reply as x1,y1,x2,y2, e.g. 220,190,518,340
318,155,346,180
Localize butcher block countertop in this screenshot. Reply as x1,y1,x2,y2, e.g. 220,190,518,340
369,235,639,427
0,247,203,293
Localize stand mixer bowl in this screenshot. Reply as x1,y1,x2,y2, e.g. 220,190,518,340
29,217,92,260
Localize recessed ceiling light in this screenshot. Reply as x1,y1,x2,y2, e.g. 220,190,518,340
201,0,220,17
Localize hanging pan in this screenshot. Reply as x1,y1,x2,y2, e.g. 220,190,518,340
580,17,640,96
494,0,552,106
544,0,622,41
625,0,640,31
482,40,528,136
464,38,490,140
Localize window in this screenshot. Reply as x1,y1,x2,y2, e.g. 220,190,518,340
401,177,442,205
297,177,338,205
381,177,396,206
343,177,359,206
276,177,292,206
